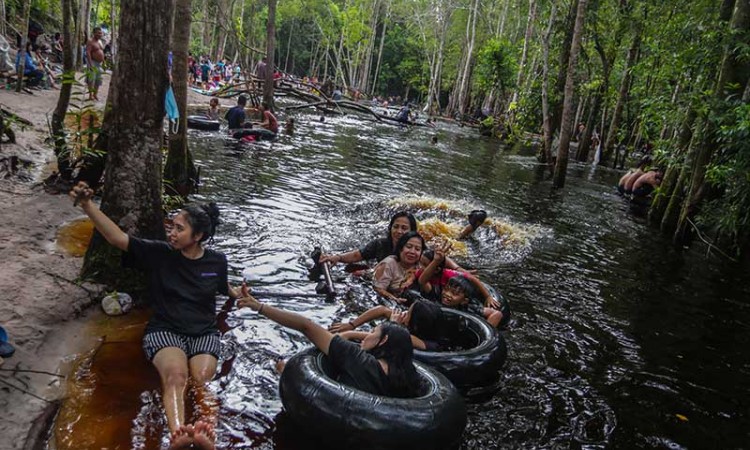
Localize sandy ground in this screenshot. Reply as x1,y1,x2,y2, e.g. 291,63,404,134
0,72,220,449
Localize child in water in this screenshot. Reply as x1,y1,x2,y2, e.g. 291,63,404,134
418,241,508,328
206,98,220,120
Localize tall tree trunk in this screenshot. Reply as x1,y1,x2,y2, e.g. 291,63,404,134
164,0,197,197
263,0,277,108
552,0,588,188
0,0,7,37
109,0,117,57
51,0,76,181
372,1,389,94
456,0,479,115
648,107,696,226
550,0,577,133
81,0,175,283
510,0,537,108
15,0,32,92
539,1,556,163
601,29,640,163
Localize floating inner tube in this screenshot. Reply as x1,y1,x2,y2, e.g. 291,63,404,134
280,347,467,450
414,307,507,390
187,115,220,131
483,284,511,329
231,128,277,141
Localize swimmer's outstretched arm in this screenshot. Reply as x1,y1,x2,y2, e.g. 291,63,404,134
329,305,392,332
238,287,334,355
320,249,363,265
70,182,129,251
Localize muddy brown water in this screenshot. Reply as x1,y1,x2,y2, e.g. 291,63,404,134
50,113,750,449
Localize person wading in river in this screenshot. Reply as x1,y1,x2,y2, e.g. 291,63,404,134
70,182,244,450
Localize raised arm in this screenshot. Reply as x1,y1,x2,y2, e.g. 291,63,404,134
70,182,129,251
329,305,393,332
464,273,500,308
238,290,334,355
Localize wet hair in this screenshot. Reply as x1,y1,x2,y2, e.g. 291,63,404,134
181,202,220,243
408,300,443,341
237,95,247,106
369,322,421,398
93,27,102,33
393,231,425,262
386,212,417,241
261,101,270,111
445,275,475,299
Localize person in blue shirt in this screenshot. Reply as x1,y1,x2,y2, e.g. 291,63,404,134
15,43,44,86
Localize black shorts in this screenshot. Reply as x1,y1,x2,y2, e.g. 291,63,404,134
632,184,654,198
142,330,221,361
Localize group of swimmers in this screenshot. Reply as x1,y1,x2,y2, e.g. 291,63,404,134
617,156,664,199
70,181,506,449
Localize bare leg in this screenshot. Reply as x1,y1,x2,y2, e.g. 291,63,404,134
189,354,219,437
152,347,190,433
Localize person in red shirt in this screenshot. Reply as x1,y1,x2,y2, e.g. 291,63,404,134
250,102,278,134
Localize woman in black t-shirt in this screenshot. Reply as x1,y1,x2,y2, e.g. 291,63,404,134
237,288,421,398
71,182,237,450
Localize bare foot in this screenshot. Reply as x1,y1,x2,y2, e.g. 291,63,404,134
193,420,216,450
167,425,193,450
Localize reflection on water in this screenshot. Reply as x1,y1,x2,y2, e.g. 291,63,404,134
56,217,94,257
53,111,750,448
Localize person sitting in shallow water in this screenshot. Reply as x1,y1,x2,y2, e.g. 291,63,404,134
631,168,663,198
438,275,504,328
205,98,220,120
70,182,243,450
617,156,652,195
237,286,422,398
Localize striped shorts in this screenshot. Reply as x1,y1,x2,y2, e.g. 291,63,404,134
142,330,221,361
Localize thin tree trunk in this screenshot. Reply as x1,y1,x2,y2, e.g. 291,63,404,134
539,1,556,163
457,0,479,114
51,0,76,180
550,0,577,134
602,29,641,163
510,0,537,107
15,0,32,93
372,1,389,94
0,0,7,37
284,19,294,72
165,0,197,197
552,0,588,188
109,0,116,57
263,0,277,108
81,0,175,284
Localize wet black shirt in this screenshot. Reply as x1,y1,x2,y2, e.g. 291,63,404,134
225,105,246,129
358,237,393,263
328,336,391,396
127,237,228,336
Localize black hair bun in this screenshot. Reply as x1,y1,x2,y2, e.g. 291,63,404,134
200,202,221,225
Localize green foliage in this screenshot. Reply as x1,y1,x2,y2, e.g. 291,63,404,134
474,38,515,94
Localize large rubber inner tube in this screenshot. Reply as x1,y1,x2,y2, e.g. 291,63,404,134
186,115,220,131
414,307,507,389
279,347,466,450
483,284,511,328
231,128,277,141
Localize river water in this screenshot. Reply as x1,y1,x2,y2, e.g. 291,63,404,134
57,111,750,449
